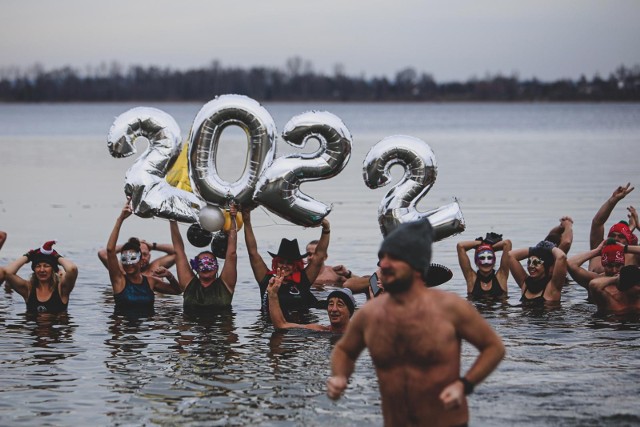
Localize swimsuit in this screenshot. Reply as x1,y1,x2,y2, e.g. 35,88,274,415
259,271,319,312
114,276,155,306
520,280,549,306
470,271,505,298
183,276,233,310
26,285,67,314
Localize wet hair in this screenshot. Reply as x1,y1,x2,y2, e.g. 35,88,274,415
197,250,215,259
121,237,141,253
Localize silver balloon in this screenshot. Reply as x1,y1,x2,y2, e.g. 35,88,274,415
107,107,204,223
363,135,465,239
188,94,277,207
253,111,353,227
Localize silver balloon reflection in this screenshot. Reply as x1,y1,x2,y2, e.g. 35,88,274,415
363,135,465,239
189,94,277,208
253,111,353,227
107,107,204,223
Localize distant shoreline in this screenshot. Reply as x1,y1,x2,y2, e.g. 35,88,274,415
1,63,638,103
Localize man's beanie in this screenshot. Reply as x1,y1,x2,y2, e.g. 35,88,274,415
378,219,433,280
327,288,357,316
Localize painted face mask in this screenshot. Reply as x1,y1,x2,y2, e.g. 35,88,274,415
192,256,218,272
476,251,496,266
121,250,141,265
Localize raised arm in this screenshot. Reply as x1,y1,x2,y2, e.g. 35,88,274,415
143,241,176,271
169,221,195,291
106,200,131,294
242,208,268,282
558,216,574,254
546,247,568,300
508,247,529,290
58,256,79,299
2,254,31,300
590,183,634,249
495,239,512,292
628,206,638,233
567,242,603,289
219,203,238,294
456,240,481,290
0,231,7,251
304,218,331,284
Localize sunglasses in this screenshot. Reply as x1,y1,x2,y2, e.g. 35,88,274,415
527,257,544,267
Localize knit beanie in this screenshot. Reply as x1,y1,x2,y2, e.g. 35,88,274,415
378,219,433,280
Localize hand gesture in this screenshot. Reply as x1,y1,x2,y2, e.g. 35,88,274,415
228,202,238,218
120,197,133,220
267,268,285,295
611,183,634,202
152,266,172,279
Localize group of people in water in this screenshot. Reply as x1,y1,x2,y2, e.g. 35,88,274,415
1,183,639,426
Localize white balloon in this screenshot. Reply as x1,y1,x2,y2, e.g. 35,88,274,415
198,205,225,232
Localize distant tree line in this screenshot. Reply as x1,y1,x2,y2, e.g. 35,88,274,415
0,57,639,102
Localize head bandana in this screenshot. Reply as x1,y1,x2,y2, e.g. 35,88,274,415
121,250,141,265
474,244,496,267
601,243,625,266
608,222,632,244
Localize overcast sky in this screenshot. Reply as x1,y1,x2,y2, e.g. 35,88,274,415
2,0,639,82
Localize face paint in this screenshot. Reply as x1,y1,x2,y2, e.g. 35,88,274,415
477,251,496,266
121,250,141,265
197,256,218,272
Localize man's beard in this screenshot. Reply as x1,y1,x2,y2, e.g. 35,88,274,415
383,275,413,294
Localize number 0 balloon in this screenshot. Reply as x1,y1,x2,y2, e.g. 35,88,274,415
363,135,465,239
188,94,276,208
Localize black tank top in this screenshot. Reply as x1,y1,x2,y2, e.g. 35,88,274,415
259,271,319,311
470,271,505,298
26,284,68,314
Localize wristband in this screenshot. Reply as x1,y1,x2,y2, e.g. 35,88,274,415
346,270,352,279
152,242,157,250
459,377,474,395
322,229,330,235
624,244,628,253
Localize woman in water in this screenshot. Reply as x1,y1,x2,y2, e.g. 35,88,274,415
1,240,78,314
509,242,568,305
169,203,238,311
106,198,181,307
457,233,511,298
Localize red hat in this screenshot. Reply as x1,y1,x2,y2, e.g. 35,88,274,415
608,222,632,244
474,243,496,266
601,243,625,266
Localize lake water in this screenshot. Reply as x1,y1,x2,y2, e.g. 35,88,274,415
0,101,639,426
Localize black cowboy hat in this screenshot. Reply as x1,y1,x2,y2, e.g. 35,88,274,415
268,238,308,260
425,263,453,287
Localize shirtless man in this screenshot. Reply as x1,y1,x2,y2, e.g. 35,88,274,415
568,239,625,290
589,265,640,314
305,239,351,287
589,183,635,273
327,219,505,427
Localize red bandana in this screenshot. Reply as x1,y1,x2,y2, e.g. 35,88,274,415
601,244,625,266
